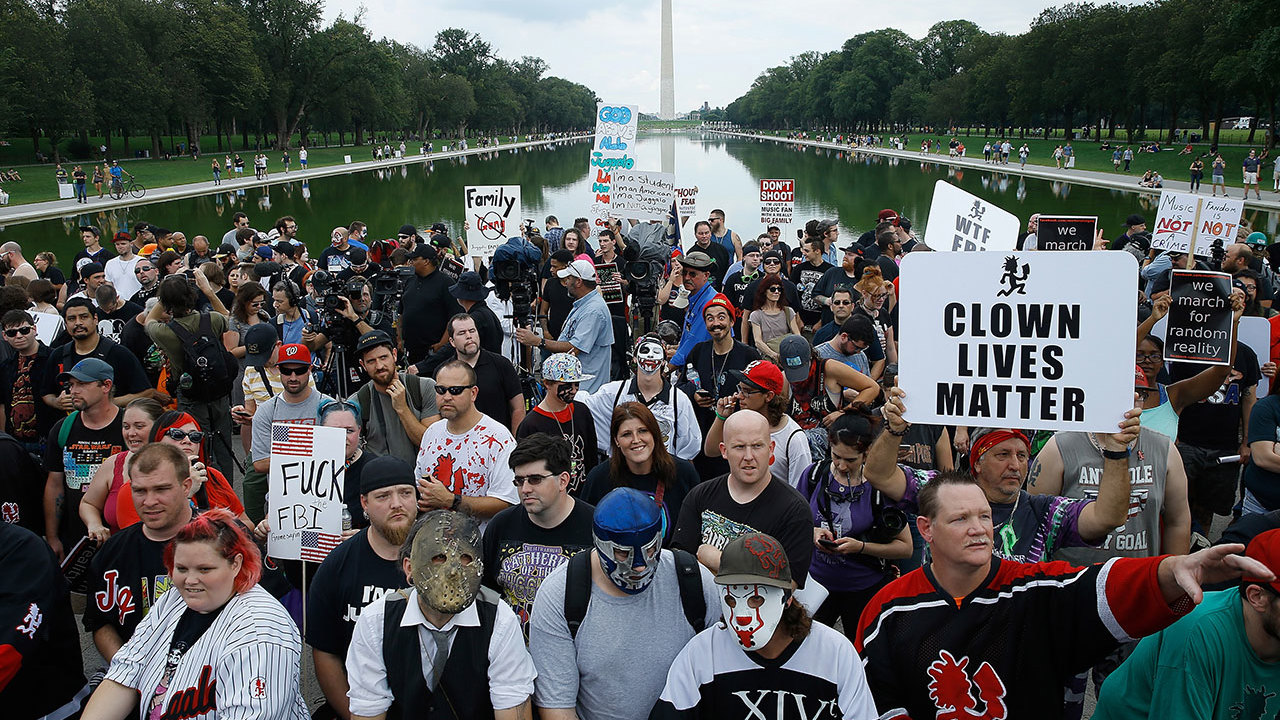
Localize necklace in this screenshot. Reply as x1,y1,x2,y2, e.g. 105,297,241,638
711,350,730,396
994,489,1020,555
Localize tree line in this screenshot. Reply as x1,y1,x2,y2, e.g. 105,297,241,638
725,0,1278,149
0,0,599,162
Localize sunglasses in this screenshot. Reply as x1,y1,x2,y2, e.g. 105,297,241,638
435,384,475,396
831,300,852,306
512,472,556,487
164,428,206,443
135,266,154,274
398,234,411,239
3,326,34,338
766,286,782,292
278,365,310,376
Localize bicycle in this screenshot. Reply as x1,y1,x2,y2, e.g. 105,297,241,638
108,176,146,200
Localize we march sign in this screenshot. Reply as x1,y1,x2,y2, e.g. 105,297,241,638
924,181,1019,252
898,251,1137,432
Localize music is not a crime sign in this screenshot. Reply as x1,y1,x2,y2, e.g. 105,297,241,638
898,251,1137,432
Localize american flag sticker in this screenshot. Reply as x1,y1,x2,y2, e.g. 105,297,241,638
300,530,342,563
272,424,314,457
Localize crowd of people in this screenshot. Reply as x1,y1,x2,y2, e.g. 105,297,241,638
0,201,1278,720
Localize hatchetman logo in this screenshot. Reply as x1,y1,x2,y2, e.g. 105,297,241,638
742,534,786,580
249,676,267,699
997,256,1029,297
926,650,1007,720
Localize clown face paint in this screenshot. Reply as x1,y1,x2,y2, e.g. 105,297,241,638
720,583,787,651
411,512,484,614
634,337,665,376
555,381,579,406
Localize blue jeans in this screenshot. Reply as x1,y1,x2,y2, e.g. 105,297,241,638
1244,489,1270,515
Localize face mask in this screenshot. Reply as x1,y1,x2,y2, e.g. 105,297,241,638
410,512,484,614
720,583,788,651
594,527,662,594
555,382,578,406
634,338,665,376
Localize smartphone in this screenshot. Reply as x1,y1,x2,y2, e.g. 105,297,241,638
695,389,711,398
818,538,839,550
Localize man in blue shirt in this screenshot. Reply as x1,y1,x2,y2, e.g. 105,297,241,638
669,251,718,369
515,259,614,393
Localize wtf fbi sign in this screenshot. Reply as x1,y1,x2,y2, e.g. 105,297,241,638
898,251,1137,432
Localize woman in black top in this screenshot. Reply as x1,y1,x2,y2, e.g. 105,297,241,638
581,402,699,546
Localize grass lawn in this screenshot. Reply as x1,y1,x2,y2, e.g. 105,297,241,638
0,135,521,207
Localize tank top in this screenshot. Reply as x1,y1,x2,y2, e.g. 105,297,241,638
1140,384,1178,439
1053,428,1169,564
104,451,128,531
711,228,735,256
789,359,841,430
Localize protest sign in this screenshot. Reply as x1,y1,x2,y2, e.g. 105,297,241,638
33,312,64,346
596,262,624,304
343,155,352,164
60,537,97,594
1193,196,1245,257
611,170,675,220
898,251,1137,432
464,185,521,260
1036,216,1096,251
759,179,795,225
923,180,1019,252
587,103,639,238
1238,316,1271,396
676,186,698,220
1164,270,1232,366
267,423,346,563
1150,191,1199,253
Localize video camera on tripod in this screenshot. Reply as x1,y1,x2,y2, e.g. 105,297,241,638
309,270,364,347
491,236,542,328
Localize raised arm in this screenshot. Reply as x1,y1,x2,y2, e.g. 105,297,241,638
1076,401,1142,543
864,387,909,502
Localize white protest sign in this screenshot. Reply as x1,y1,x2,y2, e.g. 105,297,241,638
759,179,795,225
33,312,64,346
588,103,639,239
675,186,698,219
464,185,521,260
610,170,675,221
1238,316,1271,397
923,180,1019,252
267,423,346,563
898,251,1137,432
1193,196,1245,257
1150,191,1200,253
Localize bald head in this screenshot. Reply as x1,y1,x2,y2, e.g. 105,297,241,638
0,242,21,255
1225,242,1253,271
722,410,774,487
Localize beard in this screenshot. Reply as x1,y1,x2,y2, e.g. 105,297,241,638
375,513,414,546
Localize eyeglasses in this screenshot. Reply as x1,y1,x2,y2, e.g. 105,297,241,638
737,384,764,396
435,384,475,396
1135,353,1162,361
278,365,310,376
164,428,206,443
3,326,34,338
831,300,852,306
512,472,556,487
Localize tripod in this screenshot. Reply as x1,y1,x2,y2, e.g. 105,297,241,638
321,344,355,399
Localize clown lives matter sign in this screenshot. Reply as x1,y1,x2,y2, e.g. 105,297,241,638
898,251,1137,432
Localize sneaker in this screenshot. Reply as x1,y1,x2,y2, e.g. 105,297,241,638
1190,531,1210,553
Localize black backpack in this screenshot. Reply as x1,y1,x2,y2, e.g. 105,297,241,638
168,312,235,401
563,547,705,639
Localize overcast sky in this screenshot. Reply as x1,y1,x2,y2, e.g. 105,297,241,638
327,0,1146,114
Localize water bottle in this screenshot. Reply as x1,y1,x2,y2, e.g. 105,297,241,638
341,507,352,532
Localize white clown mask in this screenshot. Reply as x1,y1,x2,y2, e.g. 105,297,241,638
633,337,665,376
720,583,788,651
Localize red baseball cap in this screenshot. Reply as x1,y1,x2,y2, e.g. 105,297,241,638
729,360,785,396
1244,529,1280,593
702,292,736,319
1134,364,1155,390
878,209,900,225
277,343,312,366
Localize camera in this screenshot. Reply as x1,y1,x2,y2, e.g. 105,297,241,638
493,258,539,328
858,505,909,545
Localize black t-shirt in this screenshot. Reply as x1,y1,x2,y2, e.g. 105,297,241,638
516,403,599,495
473,350,522,428
791,260,834,322
899,423,945,471
44,411,125,546
540,262,574,338
95,301,143,343
341,452,376,528
42,336,151,399
692,241,732,286
83,521,170,641
480,499,595,631
40,266,67,287
468,302,504,355
319,245,359,274
398,269,461,359
813,266,860,324
118,319,165,386
722,270,762,321
0,344,58,447
70,247,114,289
581,457,701,547
672,474,814,587
0,433,44,534
305,528,409,657
1170,343,1260,451
875,255,900,282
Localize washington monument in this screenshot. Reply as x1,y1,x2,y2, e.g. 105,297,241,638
660,0,675,120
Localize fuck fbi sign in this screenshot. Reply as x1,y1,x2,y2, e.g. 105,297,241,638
898,251,1137,432
923,180,1019,252
1165,270,1233,365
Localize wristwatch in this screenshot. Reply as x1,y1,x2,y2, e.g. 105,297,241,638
1102,448,1131,460
450,494,463,511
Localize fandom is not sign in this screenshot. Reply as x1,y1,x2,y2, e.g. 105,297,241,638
898,251,1137,432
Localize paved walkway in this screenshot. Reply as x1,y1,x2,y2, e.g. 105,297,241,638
0,136,589,225
709,130,1280,213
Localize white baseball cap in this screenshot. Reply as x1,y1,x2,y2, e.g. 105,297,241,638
556,259,597,282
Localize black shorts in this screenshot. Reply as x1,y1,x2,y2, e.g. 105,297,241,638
1176,442,1240,515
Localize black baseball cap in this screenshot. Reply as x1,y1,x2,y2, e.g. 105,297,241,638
355,329,395,357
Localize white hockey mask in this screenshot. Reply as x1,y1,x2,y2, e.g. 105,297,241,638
720,583,788,651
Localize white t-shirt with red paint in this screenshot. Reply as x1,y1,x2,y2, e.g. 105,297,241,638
413,414,521,519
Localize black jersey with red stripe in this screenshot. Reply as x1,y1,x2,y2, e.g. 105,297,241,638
854,556,1190,720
